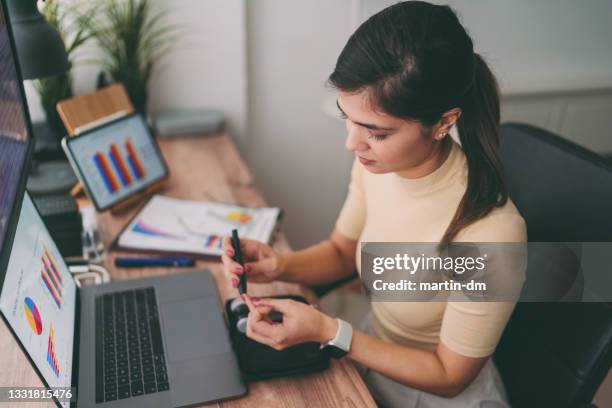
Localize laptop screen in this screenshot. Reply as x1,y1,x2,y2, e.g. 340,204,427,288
65,114,168,210
0,192,76,408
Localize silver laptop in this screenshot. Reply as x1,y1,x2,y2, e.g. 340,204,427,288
0,192,246,407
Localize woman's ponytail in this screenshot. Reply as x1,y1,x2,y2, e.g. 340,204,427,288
439,53,508,248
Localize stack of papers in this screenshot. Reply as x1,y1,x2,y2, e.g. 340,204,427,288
116,195,282,257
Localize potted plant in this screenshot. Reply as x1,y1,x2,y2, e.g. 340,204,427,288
33,0,93,134
89,0,178,115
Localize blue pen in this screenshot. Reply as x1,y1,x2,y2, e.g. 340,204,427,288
115,256,195,268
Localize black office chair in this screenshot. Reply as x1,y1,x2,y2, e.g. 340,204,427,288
494,123,612,408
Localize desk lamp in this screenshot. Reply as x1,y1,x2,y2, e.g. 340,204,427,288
7,0,77,195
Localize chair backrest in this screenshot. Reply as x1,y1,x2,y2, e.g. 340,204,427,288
494,123,612,408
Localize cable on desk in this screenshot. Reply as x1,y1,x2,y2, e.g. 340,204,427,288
68,263,111,287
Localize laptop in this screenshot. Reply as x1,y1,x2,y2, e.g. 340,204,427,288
0,2,246,406
1,193,247,407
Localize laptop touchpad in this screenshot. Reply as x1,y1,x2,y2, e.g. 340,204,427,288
160,297,232,362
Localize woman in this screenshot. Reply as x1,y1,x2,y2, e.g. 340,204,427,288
222,1,526,406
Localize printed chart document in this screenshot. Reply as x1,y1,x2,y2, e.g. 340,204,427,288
116,195,282,256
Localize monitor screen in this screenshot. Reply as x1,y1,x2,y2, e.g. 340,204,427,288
0,1,30,265
0,192,76,408
65,114,168,210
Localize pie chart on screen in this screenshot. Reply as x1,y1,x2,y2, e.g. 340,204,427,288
24,297,43,335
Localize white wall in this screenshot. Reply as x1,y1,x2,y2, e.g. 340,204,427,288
245,0,354,248
361,0,612,95
146,0,248,146
501,90,612,153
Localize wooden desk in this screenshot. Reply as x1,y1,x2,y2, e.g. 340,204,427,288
0,133,376,407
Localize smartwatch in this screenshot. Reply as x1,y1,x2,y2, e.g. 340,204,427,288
320,318,353,358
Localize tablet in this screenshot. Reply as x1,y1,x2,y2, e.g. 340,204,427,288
62,114,169,211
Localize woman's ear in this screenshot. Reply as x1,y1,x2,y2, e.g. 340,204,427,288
434,108,462,140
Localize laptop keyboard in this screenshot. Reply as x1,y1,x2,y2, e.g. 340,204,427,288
95,287,169,402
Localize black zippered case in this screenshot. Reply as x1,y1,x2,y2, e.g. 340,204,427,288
225,294,330,381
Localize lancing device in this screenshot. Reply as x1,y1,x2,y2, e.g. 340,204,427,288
231,229,247,295
229,297,249,334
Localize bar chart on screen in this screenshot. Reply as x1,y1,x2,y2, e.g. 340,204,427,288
40,248,64,309
46,324,61,378
92,138,146,194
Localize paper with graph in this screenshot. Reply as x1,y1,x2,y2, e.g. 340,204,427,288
117,195,282,256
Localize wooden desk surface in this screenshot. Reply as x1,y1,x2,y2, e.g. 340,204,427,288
0,133,375,407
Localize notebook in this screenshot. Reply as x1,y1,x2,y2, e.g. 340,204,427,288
114,195,282,257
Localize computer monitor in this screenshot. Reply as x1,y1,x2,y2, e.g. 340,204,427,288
0,0,34,276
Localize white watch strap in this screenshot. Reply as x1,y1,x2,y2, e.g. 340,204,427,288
322,318,353,352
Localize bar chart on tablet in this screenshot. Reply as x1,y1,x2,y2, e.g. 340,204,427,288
66,115,167,209
92,138,146,194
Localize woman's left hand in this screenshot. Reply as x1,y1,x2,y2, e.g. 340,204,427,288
241,294,338,350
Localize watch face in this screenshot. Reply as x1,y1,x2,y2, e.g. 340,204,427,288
322,344,347,359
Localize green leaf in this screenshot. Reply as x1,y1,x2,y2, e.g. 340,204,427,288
87,0,181,111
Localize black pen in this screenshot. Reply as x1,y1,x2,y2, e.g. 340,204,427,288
231,229,247,295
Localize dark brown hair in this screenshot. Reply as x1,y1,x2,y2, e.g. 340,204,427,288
328,1,507,248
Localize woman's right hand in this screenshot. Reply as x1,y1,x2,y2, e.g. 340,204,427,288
221,236,285,288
